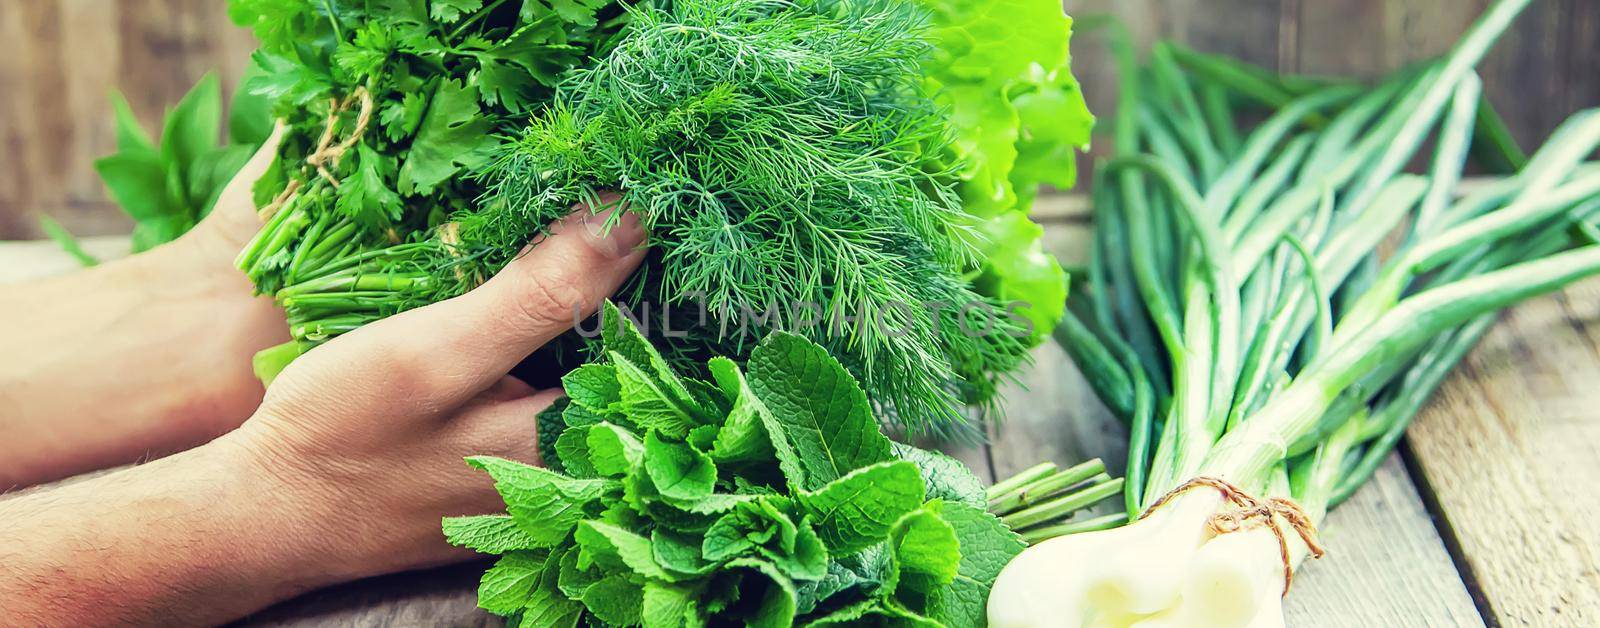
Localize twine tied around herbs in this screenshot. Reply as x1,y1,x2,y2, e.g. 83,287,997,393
259,86,378,221
1139,476,1327,596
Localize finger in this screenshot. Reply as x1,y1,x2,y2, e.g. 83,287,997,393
482,376,537,402
218,122,286,212
207,122,290,247
463,389,565,467
304,200,646,412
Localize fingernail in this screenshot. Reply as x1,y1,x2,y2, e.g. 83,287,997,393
574,194,646,259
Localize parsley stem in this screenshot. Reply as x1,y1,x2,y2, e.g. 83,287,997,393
447,0,513,41
321,0,343,40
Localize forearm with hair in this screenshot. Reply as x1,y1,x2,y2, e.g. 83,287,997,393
0,438,354,626
0,237,287,488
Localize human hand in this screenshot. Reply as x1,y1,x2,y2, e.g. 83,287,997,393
0,203,646,627
225,203,648,580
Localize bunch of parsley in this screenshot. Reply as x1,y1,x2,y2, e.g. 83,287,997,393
230,0,630,293
446,303,1026,627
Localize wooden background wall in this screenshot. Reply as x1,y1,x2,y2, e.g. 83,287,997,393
0,0,1595,240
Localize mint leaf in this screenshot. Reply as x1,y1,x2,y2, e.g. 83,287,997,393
467,456,613,546
443,514,540,554
582,574,644,625
890,503,961,590
644,430,717,502
805,599,944,627
538,398,572,472
575,520,677,581
747,333,894,491
562,363,622,412
652,528,715,578
800,461,925,555
476,551,547,615
794,544,893,614
922,502,1025,627
553,427,599,478
519,548,586,627
642,581,699,628
587,422,645,477
614,353,703,438
707,358,779,467
893,443,987,509
703,499,829,581
477,550,545,616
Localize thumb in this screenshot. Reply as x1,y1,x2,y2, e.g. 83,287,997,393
203,122,289,249
295,199,648,412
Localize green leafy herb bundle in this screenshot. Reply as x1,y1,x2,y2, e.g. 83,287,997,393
46,73,274,264
229,0,628,285
445,303,1027,627
227,0,1091,431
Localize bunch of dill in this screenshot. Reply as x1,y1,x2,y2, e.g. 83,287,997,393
464,0,1031,428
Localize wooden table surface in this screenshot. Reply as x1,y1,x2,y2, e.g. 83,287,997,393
3,197,1597,627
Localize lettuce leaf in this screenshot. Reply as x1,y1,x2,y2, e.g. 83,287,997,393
921,0,1093,343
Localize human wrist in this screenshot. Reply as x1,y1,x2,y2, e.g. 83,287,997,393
187,433,379,596
221,421,455,585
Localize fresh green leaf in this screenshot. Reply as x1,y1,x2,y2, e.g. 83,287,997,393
444,514,541,554
397,78,498,195
467,456,614,546
161,73,224,210
94,151,173,223
922,502,1025,626
893,443,987,509
747,333,894,491
889,503,961,590
575,520,677,581
644,430,717,502
537,397,571,472
586,422,645,477
642,581,699,628
108,91,157,155
229,62,276,146
430,0,484,23
581,574,644,626
800,461,926,555
562,363,622,412
477,550,546,616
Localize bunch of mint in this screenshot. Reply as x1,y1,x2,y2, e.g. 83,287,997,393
445,303,1024,627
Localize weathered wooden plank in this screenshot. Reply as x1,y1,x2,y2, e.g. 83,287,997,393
1294,0,1594,153
1287,456,1485,627
1404,280,1600,626
233,565,489,628
0,236,128,282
